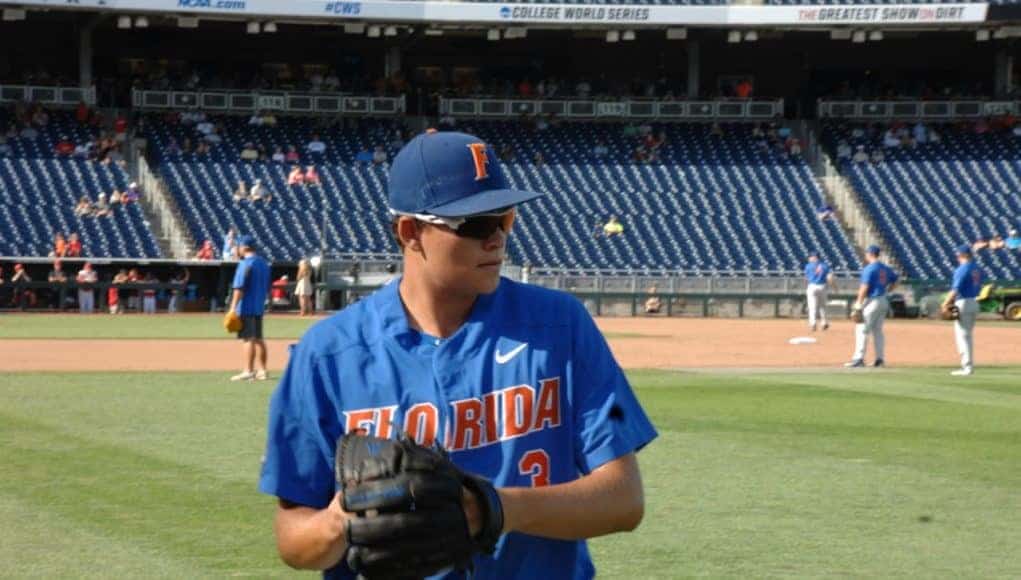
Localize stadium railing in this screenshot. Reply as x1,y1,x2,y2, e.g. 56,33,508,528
440,97,784,120
131,89,406,116
0,84,97,107
817,99,1018,120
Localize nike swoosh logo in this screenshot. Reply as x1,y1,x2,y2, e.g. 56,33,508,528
494,343,528,364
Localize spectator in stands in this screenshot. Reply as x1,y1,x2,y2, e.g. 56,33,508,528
196,117,215,136
438,113,456,130
168,268,190,313
31,107,49,127
74,196,94,217
271,146,285,163
592,140,609,159
195,141,210,157
287,166,305,186
124,182,141,203
261,112,278,127
972,237,989,252
249,112,264,126
76,101,90,125
355,147,374,165
114,114,129,143
195,240,215,260
852,146,868,164
223,227,238,260
204,126,223,145
285,145,300,163
67,233,82,257
10,263,37,308
180,137,192,155
1006,228,1021,250
929,127,942,143
240,142,259,161
710,123,724,138
55,135,74,156
141,272,158,314
913,122,928,145
305,165,321,186
295,259,314,316
271,275,290,307
73,139,93,159
533,151,545,166
836,141,852,162
632,146,648,164
870,148,885,164
603,215,624,237
306,133,326,156
644,285,662,315
53,233,67,258
94,193,111,218
989,235,1006,250
250,179,271,203
110,188,122,207
817,204,835,221
576,79,592,98
735,78,753,99
19,124,39,140
788,138,802,158
233,180,249,203
48,260,67,310
372,145,387,165
109,269,128,314
0,136,10,157
76,262,98,314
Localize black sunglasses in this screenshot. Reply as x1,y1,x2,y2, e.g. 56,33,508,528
419,210,514,240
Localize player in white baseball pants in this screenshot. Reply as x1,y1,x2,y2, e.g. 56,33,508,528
941,244,984,376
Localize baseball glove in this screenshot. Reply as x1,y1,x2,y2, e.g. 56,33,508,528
337,434,504,579
223,310,242,333
850,306,864,323
940,304,960,321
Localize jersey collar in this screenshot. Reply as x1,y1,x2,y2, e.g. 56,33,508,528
375,275,502,343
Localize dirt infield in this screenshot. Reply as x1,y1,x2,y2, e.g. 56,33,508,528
3,317,1019,371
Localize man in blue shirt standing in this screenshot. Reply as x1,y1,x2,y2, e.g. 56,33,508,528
259,130,656,579
941,244,984,376
846,244,899,368
229,235,271,381
804,251,835,331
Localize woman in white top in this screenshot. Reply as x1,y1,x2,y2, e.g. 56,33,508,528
294,259,314,316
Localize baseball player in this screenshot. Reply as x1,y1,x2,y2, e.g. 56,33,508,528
259,130,657,579
229,235,271,381
845,244,898,368
941,244,984,376
803,251,835,331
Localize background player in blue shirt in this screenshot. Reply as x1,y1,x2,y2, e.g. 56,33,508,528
803,251,835,331
941,244,984,376
846,244,899,368
259,130,657,579
229,235,271,381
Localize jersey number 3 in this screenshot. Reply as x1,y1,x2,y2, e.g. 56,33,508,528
518,449,551,487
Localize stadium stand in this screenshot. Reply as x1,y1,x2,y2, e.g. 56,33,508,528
0,110,162,258
147,115,859,273
824,122,1021,281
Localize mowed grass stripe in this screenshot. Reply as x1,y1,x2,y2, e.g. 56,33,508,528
0,412,294,578
0,314,317,340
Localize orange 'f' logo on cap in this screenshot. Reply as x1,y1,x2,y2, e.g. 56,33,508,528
467,143,489,181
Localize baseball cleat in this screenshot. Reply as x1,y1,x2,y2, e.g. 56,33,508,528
230,371,256,381
822,323,830,331
872,359,884,368
950,368,973,376
844,359,865,368
255,370,269,381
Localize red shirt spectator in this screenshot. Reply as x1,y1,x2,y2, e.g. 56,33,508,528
66,233,82,257
735,79,753,99
114,116,128,135
195,240,215,260
53,233,67,258
518,80,534,98
271,275,289,303
76,102,90,124
304,165,321,185
287,166,305,185
55,137,74,156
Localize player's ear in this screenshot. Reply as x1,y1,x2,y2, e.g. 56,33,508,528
394,216,423,252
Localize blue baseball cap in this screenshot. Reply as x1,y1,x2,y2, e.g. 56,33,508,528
807,250,819,258
387,131,543,217
955,243,972,255
865,244,881,255
237,235,255,248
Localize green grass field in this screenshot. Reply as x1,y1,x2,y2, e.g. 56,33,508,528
1,367,1019,578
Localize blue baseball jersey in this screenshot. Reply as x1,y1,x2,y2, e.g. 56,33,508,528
859,262,898,298
259,277,657,580
804,261,831,285
951,261,983,299
232,254,270,316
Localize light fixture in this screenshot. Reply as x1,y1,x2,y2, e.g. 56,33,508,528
263,21,277,33
852,30,866,43
504,27,527,39
605,30,620,43
424,28,444,36
830,29,852,40
744,30,758,42
2,8,27,21
486,28,500,41
134,16,148,28
117,15,132,29
976,29,990,41
868,30,883,41
246,21,260,34
993,27,1008,39
727,30,741,43
367,25,381,38
666,27,687,40
621,30,636,41
177,16,199,28
384,25,398,37
344,23,365,34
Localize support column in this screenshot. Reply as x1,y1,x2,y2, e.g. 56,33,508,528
994,49,1013,98
686,40,700,99
79,25,93,89
385,46,402,79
